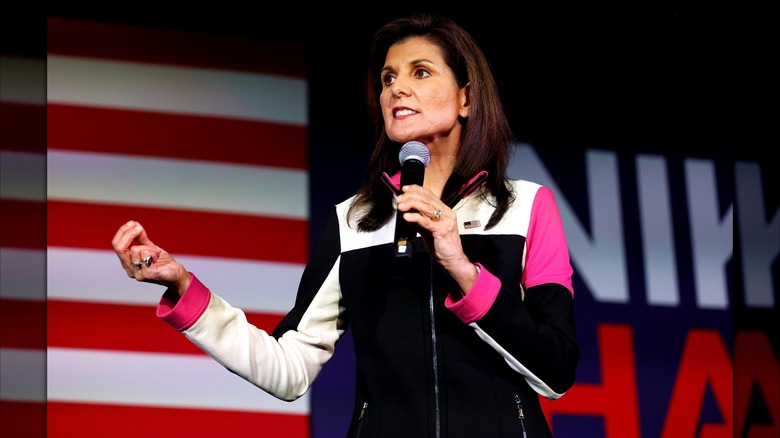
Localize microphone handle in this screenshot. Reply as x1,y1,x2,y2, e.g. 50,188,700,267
394,159,425,258
399,159,425,197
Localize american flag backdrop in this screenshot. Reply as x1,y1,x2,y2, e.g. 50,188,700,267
2,17,312,437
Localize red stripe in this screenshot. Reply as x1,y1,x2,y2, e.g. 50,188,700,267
0,401,46,438
47,300,284,355
47,18,305,78
48,201,308,264
48,401,309,437
0,299,45,349
48,104,308,169
0,103,46,153
0,200,46,249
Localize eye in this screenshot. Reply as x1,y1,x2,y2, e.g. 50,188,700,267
381,72,396,87
413,67,432,79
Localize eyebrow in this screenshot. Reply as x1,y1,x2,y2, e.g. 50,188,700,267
381,58,435,73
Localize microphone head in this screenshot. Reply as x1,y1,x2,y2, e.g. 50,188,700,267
399,141,431,167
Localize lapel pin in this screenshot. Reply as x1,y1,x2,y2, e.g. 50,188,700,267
463,220,481,229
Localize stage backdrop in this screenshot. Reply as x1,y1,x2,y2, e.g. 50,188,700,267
0,11,777,438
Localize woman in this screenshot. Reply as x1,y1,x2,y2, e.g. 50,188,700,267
112,13,579,437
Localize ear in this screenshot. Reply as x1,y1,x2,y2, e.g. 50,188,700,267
459,82,471,118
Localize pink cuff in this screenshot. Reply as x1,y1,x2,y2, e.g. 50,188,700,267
157,273,211,332
445,263,501,324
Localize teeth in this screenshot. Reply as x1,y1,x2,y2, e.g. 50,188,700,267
395,109,415,117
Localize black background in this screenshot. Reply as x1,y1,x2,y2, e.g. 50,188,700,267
9,5,761,153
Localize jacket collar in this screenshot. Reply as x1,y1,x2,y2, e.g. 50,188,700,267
382,170,488,208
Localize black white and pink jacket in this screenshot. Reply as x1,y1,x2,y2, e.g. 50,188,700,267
157,175,579,437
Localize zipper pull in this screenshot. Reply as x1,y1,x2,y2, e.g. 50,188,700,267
514,395,527,438
514,395,524,419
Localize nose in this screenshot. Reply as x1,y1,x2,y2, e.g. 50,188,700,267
392,78,410,98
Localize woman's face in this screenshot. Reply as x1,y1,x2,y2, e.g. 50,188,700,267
379,36,469,145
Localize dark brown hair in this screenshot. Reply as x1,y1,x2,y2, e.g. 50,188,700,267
347,13,515,231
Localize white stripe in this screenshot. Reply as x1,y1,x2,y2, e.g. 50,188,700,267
47,347,309,414
0,348,46,402
47,55,308,125
0,151,46,201
47,247,303,313
0,57,46,105
47,150,309,219
471,322,563,400
0,248,46,301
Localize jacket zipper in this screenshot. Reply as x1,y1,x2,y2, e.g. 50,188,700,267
429,262,441,438
355,402,368,437
514,395,527,437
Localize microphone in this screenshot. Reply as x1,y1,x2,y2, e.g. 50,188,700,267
394,141,430,258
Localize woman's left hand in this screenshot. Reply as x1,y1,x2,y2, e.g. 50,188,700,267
396,185,479,292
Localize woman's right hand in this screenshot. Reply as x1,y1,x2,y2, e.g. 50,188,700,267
111,220,191,296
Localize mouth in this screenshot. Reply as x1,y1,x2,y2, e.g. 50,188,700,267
393,108,417,118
